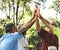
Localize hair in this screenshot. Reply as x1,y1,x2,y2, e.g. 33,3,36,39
50,21,58,27
5,23,15,33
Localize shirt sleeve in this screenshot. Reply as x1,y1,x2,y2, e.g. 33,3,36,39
0,34,8,42
0,32,23,50
0,32,23,42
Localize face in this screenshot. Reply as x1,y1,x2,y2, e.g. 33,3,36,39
12,26,17,33
51,22,57,27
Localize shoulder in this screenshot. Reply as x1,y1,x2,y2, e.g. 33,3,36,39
0,34,10,41
14,32,23,36
52,26,60,36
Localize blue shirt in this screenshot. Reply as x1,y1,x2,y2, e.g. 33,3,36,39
0,32,23,50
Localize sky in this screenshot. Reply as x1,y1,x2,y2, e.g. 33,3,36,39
0,9,6,19
0,0,60,19
30,0,60,19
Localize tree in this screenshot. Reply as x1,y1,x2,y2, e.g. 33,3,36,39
50,0,60,13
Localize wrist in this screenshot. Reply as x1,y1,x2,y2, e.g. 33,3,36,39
32,14,35,19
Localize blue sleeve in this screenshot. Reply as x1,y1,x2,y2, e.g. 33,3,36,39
0,38,16,50
0,34,8,42
0,32,23,50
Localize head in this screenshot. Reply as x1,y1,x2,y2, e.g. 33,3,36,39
48,21,58,34
50,21,58,27
5,23,17,33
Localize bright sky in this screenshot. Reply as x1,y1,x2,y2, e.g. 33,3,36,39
0,9,6,19
30,0,60,19
0,0,60,19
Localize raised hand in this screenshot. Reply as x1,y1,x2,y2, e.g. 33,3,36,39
35,5,40,18
32,5,38,20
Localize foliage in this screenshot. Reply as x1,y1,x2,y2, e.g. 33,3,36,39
0,18,13,37
27,17,60,50
49,0,60,13
26,25,42,50
0,28,4,37
0,0,60,50
48,17,60,28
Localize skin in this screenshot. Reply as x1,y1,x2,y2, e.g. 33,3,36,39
11,7,38,34
35,5,56,34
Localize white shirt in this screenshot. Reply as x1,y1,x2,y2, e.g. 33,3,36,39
18,36,29,50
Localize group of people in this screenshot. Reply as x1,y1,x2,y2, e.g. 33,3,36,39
0,5,59,50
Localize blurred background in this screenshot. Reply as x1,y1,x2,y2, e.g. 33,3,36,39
0,0,60,50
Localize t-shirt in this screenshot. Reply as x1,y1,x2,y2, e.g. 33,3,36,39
0,32,23,50
18,36,29,50
38,28,58,50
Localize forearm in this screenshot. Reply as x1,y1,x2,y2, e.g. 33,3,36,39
24,16,36,31
36,18,41,32
39,15,52,30
18,16,36,33
25,15,35,25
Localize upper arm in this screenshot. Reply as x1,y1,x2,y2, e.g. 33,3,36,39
36,18,41,32
0,34,7,42
18,26,27,34
0,38,14,50
18,16,36,33
0,33,23,50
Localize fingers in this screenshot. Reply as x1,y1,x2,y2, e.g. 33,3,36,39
33,5,40,19
35,5,40,18
33,8,37,18
35,5,38,9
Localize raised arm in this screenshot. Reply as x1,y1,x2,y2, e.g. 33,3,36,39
36,6,53,31
36,14,46,39
36,18,41,32
18,9,37,33
40,15,53,29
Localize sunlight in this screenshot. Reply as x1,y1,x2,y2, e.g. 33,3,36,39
30,0,60,19
0,0,60,19
0,9,6,19
40,8,56,19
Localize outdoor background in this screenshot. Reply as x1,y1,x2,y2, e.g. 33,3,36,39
0,0,60,50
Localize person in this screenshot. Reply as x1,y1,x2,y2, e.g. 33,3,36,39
17,24,29,50
35,5,59,50
0,8,37,50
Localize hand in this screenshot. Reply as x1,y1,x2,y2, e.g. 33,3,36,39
33,8,37,17
33,5,39,19
37,7,40,18
35,5,40,18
